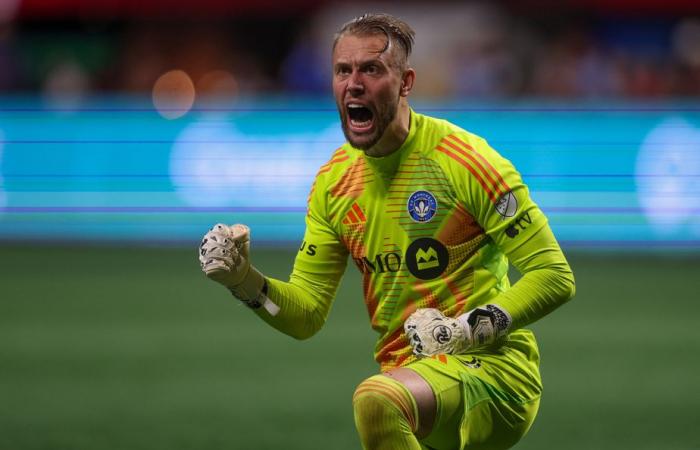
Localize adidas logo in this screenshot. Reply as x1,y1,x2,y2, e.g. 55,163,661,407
342,203,367,225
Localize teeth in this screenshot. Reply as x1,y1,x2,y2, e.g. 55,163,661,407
347,103,372,130
350,119,372,128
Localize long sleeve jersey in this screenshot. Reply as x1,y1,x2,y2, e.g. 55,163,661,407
258,111,575,371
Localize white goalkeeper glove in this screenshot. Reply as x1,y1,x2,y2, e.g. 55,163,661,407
404,305,512,357
199,223,279,315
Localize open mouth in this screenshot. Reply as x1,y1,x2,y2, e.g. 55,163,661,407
347,104,374,132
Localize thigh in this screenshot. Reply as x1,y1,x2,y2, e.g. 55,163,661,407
405,356,463,450
406,330,543,450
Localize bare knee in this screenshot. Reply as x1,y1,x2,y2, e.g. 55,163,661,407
383,368,437,438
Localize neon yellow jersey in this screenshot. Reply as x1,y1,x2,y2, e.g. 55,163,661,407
262,111,574,371
280,111,559,370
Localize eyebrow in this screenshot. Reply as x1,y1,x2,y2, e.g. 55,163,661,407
334,56,386,67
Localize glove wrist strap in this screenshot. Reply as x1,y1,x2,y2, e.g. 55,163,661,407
458,304,512,350
229,268,280,316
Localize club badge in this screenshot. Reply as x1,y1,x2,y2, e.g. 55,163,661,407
407,190,438,223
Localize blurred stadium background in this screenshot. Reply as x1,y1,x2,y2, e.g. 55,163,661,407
0,1,699,449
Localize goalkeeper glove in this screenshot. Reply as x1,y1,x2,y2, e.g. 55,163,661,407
199,223,278,314
404,305,511,357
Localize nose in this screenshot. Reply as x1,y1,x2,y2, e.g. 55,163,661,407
347,71,364,96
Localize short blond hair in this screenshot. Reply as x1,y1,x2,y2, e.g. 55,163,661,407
333,13,415,71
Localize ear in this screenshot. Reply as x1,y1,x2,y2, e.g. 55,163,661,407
400,68,415,97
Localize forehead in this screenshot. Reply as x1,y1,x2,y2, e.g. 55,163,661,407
333,33,391,64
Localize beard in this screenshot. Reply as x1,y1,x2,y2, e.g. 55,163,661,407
339,95,399,151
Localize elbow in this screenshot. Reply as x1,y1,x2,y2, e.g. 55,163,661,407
288,327,319,341
286,312,326,341
561,269,576,303
541,263,576,305
564,279,576,303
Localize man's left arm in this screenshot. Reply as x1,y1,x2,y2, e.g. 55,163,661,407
405,134,575,355
490,215,576,331
471,138,576,331
406,205,575,356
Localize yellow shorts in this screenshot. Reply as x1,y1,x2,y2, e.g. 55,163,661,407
406,329,543,450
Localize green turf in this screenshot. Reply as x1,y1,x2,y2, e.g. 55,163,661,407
0,246,698,450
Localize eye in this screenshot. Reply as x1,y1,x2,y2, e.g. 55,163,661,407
364,64,378,75
335,65,351,76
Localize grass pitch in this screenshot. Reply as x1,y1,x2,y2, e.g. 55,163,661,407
0,245,698,450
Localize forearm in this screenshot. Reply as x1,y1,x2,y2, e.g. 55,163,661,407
405,240,575,356
493,225,576,330
252,270,340,341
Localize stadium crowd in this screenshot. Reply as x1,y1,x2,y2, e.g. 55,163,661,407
1,2,699,100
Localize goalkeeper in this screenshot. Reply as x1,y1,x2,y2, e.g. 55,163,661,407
199,13,575,450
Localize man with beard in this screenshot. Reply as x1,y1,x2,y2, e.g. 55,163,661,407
199,13,575,450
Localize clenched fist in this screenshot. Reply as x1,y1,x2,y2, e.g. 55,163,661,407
199,223,266,305
404,305,511,357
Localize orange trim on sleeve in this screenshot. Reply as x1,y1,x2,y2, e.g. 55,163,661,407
317,148,350,174
446,135,510,194
436,145,498,203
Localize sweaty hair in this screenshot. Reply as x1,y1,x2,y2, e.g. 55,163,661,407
333,13,415,71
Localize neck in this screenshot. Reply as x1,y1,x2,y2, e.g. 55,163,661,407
364,99,411,157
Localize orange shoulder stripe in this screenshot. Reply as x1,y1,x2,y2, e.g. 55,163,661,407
440,136,508,200
441,137,505,197
447,135,510,193
436,145,498,203
318,155,350,174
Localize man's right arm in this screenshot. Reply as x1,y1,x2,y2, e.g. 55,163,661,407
256,210,349,340
200,176,349,340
